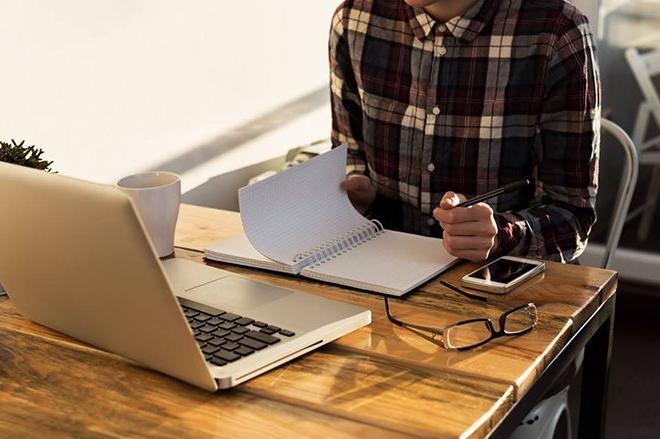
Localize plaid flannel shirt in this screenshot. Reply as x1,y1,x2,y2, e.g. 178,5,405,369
329,0,600,262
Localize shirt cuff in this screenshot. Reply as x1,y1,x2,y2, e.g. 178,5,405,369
492,212,526,258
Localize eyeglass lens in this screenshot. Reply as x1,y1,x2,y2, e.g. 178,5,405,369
503,304,538,334
444,304,538,349
445,320,492,349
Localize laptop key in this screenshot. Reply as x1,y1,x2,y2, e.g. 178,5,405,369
252,321,267,328
260,327,276,335
184,309,199,318
232,326,249,335
245,330,280,345
202,345,220,355
204,354,214,361
207,317,224,326
189,321,204,329
195,333,213,342
214,349,240,362
194,313,212,322
221,313,242,322
222,342,240,351
209,357,227,367
212,329,230,338
279,329,295,337
235,346,254,356
225,333,242,342
208,337,226,346
199,324,217,333
218,322,236,330
178,298,226,318
239,337,267,350
235,317,254,326
266,325,280,332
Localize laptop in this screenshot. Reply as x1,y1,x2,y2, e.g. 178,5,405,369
0,162,371,391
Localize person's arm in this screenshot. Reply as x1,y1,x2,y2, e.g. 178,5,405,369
329,4,376,213
329,4,367,176
494,13,601,262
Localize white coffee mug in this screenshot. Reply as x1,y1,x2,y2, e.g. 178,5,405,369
117,172,181,258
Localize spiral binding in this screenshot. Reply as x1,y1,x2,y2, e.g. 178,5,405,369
291,219,384,273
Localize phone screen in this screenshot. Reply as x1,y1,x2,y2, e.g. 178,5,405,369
470,259,539,284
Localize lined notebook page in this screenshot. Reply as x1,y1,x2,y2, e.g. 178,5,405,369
301,231,457,296
238,145,367,271
204,235,294,274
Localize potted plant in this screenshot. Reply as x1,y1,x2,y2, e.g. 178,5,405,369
0,139,54,297
0,139,54,171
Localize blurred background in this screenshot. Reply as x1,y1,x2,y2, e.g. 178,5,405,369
0,1,659,437
0,0,335,208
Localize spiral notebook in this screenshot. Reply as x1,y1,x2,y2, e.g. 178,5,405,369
204,145,458,296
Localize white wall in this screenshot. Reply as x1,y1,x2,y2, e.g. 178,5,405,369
0,0,336,191
572,0,601,35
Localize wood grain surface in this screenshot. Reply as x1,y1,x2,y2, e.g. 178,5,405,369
0,203,618,438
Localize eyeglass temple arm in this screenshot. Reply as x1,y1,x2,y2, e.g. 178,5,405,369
439,280,488,302
384,297,445,335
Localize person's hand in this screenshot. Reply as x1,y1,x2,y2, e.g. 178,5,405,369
341,174,376,214
433,191,498,262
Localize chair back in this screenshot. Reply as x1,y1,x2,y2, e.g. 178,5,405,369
625,47,660,150
599,119,639,269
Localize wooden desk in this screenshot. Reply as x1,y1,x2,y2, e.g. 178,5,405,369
0,204,617,438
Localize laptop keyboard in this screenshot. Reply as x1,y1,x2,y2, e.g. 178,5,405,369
179,297,296,367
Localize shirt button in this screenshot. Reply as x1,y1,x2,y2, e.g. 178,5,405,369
427,163,435,172
437,24,447,33
432,106,440,115
436,46,447,56
427,218,436,227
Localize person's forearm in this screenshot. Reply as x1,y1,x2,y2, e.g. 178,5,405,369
493,202,596,262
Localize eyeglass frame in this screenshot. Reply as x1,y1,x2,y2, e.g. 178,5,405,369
383,281,538,351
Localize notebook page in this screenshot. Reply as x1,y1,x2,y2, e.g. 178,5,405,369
204,235,294,274
301,230,458,296
238,145,367,272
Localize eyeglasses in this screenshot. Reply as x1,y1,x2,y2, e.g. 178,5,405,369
384,281,538,351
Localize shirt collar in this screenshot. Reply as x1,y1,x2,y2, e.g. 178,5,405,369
406,0,499,43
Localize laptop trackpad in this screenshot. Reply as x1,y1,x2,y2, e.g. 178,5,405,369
183,275,292,312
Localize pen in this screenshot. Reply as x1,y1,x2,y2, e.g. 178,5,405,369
454,179,532,208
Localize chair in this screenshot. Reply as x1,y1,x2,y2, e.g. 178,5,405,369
510,118,639,439
599,119,640,269
625,47,660,240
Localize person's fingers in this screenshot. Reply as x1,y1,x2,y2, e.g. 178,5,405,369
440,191,459,209
341,175,370,192
433,201,494,224
443,233,494,250
442,237,491,261
439,191,467,209
342,175,376,213
470,202,494,219
433,206,479,224
442,219,497,236
450,249,492,262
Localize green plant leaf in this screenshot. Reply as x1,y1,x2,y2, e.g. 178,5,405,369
0,139,54,171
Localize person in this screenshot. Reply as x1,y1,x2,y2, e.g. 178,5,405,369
330,0,600,262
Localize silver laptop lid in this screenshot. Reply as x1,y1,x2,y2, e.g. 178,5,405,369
0,163,216,391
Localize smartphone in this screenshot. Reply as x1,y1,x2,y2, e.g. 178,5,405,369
461,256,545,294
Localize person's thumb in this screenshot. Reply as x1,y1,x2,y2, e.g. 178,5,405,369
341,175,369,193
440,191,462,209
